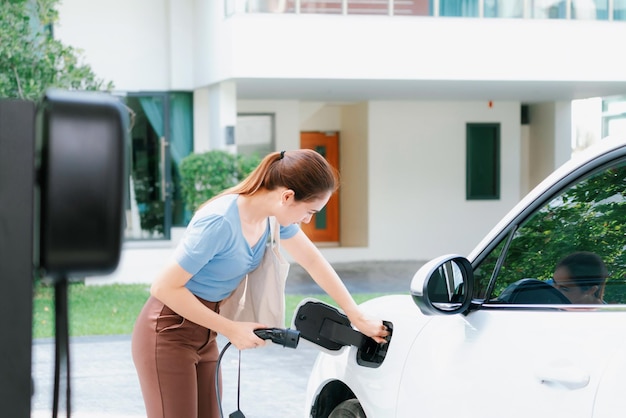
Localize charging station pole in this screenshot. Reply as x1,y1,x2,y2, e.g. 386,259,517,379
0,99,36,417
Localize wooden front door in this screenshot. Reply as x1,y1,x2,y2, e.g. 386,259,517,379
300,132,339,243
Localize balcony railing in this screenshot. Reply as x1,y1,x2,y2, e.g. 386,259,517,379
225,0,626,20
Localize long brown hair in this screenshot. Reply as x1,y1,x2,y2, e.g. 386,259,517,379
214,149,338,203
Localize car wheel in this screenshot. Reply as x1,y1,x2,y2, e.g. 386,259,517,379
328,399,365,418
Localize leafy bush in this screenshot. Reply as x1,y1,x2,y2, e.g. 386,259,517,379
179,150,261,211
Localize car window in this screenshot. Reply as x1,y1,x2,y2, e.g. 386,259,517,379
476,159,626,305
473,236,507,300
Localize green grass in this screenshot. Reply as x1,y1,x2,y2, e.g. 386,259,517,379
33,282,388,339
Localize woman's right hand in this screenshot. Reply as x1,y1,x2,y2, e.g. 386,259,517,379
223,321,268,350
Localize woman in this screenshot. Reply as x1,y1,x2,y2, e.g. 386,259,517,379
132,149,389,418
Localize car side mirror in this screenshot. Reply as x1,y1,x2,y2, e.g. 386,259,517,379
410,254,474,315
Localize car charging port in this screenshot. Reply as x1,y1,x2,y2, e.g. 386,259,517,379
294,300,392,368
356,320,392,367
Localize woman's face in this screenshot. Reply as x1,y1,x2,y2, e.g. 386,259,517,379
278,190,331,226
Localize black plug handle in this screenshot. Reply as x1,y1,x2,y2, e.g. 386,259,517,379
253,328,300,349
319,319,366,347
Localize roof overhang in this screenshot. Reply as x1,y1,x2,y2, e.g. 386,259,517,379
234,78,626,103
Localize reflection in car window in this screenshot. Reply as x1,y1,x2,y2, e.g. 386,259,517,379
481,160,626,304
473,237,508,300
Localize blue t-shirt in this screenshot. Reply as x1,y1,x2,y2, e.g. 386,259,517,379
174,194,299,302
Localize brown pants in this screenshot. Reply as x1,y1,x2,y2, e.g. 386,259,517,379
131,296,221,418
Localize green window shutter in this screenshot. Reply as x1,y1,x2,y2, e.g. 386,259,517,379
466,123,500,200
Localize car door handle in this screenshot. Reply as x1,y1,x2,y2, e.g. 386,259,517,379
536,365,590,390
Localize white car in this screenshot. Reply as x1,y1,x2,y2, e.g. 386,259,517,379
295,136,626,418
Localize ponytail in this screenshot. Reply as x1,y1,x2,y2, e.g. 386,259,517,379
211,149,338,204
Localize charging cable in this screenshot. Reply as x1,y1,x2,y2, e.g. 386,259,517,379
215,328,300,418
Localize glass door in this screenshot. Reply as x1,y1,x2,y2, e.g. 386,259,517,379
124,93,172,240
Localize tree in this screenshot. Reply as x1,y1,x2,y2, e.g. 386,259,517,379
0,0,113,100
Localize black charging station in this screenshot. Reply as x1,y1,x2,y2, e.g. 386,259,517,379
36,89,127,277
0,90,128,417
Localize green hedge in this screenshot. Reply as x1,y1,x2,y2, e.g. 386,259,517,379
179,150,261,212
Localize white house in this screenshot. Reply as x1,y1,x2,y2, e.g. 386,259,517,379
54,0,626,284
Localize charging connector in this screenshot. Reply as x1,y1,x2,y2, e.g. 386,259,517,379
294,299,392,368
253,328,300,348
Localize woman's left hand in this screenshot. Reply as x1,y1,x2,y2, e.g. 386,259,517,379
349,311,389,344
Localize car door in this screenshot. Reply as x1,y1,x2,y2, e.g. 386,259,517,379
399,310,626,418
398,152,626,418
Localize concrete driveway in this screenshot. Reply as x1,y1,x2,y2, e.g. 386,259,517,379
32,334,321,418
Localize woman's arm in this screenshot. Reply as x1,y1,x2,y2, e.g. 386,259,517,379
150,261,266,350
281,230,389,343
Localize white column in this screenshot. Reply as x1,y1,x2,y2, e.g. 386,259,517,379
554,101,573,168
527,102,572,189
192,82,238,153
208,81,238,152
167,0,194,90
193,86,210,152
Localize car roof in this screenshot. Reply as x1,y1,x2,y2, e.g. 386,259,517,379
468,135,626,263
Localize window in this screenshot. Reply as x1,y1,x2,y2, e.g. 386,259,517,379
466,123,500,200
236,114,275,158
532,0,567,18
124,92,193,239
484,0,524,17
602,96,626,138
440,0,479,16
475,159,626,304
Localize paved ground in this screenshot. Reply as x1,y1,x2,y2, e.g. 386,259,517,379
31,260,424,418
31,334,321,418
284,259,422,295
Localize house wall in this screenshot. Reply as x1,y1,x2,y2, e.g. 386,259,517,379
168,0,195,90
520,124,531,197
56,2,626,92
292,103,370,247
231,100,522,261
300,103,342,131
362,101,522,260
222,14,626,86
55,0,196,91
339,103,369,248
237,100,301,151
97,98,522,282
54,1,579,282
527,102,573,190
